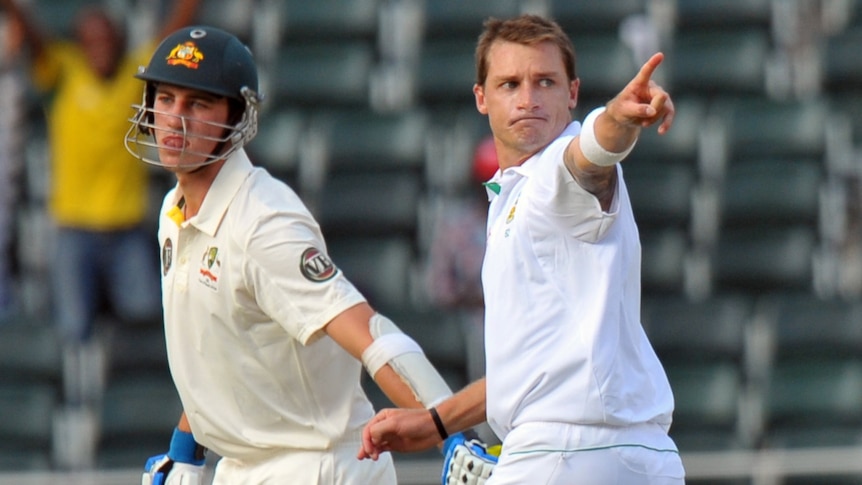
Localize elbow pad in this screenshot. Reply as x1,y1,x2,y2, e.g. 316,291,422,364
361,313,453,408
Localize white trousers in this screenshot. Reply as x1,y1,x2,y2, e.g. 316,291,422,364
489,422,685,485
211,435,396,485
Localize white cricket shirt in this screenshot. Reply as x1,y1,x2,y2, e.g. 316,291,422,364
482,122,675,448
158,150,373,460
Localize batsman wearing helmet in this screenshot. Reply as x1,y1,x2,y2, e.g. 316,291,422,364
126,26,453,484
359,14,686,485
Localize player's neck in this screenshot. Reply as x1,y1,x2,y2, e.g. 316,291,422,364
175,161,224,218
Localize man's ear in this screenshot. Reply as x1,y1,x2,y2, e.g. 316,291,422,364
568,78,580,110
474,84,488,115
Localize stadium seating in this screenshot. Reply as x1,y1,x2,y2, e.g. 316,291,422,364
571,33,640,101
639,227,689,296
246,108,307,187
279,0,380,42
0,316,62,470
270,42,376,109
673,0,773,31
549,0,646,35
421,0,520,41
327,236,416,315
416,38,478,106
759,295,862,484
641,294,758,452
822,26,862,94
668,30,771,99
317,171,422,239
96,375,184,469
625,162,695,231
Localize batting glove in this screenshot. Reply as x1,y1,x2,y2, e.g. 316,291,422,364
441,432,500,485
141,427,206,485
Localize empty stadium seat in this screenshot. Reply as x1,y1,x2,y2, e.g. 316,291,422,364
822,27,862,94
714,97,831,166
756,294,862,476
665,361,745,451
279,0,380,42
550,0,646,35
327,236,415,315
317,171,422,239
640,228,689,296
271,42,375,109
641,294,758,451
246,108,307,186
571,33,640,100
673,0,773,31
417,38,479,106
719,158,823,230
668,30,771,99
641,295,753,366
0,317,62,386
0,316,62,470
194,0,254,40
421,0,520,41
96,375,184,468
711,226,817,294
102,319,169,382
298,107,428,210
625,162,695,230
0,384,57,471
305,108,428,175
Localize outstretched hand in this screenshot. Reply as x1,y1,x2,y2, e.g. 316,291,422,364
606,52,675,135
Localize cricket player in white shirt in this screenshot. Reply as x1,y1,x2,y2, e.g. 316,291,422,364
124,26,454,484
359,14,686,485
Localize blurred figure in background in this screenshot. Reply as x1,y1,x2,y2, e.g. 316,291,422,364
424,135,499,446
425,135,497,383
1,0,200,469
1,0,200,404
0,13,23,319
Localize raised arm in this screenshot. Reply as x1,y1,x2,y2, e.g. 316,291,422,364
156,0,203,40
565,52,675,210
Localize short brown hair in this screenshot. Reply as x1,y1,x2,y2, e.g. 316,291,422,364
475,14,576,87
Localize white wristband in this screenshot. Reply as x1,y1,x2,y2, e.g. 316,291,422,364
578,107,636,167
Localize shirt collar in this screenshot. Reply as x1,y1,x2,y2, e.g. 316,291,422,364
169,149,254,236
483,122,581,201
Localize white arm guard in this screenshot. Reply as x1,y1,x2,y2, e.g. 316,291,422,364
361,313,453,408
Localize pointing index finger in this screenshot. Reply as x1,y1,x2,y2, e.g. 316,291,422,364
632,52,665,86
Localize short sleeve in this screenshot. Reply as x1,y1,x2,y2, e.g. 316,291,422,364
526,135,620,243
242,211,366,345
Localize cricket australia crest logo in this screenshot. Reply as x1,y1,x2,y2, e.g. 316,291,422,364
300,247,338,282
166,42,204,69
198,246,221,291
